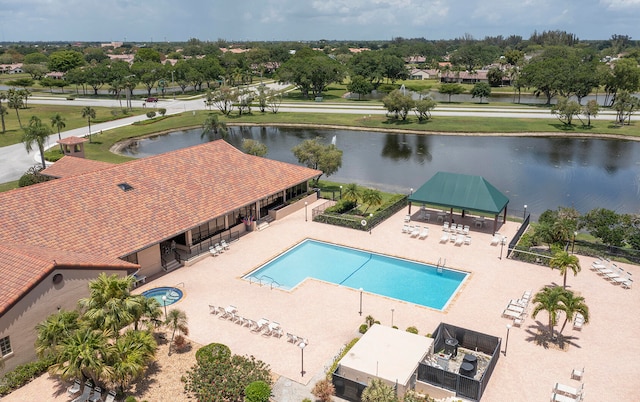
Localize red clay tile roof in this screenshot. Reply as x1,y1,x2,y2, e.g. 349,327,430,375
57,136,88,145
0,140,320,318
41,156,114,178
0,140,321,258
0,242,136,316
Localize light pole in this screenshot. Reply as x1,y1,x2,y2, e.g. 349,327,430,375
499,237,505,260
339,185,342,199
359,288,363,316
523,205,527,221
369,213,373,235
504,324,512,356
410,188,414,196
162,295,168,318
572,231,578,253
299,341,306,377
391,308,395,327
305,202,308,222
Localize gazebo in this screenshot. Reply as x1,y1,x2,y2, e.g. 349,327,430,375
408,172,509,234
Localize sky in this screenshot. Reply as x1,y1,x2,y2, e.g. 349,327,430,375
0,0,638,43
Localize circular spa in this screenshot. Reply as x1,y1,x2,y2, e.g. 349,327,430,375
142,286,184,306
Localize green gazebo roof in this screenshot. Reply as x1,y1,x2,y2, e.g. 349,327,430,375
408,172,509,214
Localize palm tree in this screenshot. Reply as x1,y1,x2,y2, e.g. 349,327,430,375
342,183,361,203
22,115,51,168
531,286,567,340
109,79,124,108
558,291,589,335
361,378,397,402
35,310,80,359
49,326,113,385
130,294,162,331
361,188,383,214
549,250,581,289
50,113,66,151
165,308,188,355
200,114,227,141
78,273,137,334
81,106,96,143
108,329,157,393
0,91,7,133
7,89,23,128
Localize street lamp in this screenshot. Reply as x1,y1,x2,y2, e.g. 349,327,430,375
410,188,414,196
572,231,578,253
339,185,342,199
504,324,512,356
391,308,395,327
359,288,363,316
369,213,373,234
523,205,527,221
299,341,306,377
499,236,505,260
161,295,168,318
305,202,308,222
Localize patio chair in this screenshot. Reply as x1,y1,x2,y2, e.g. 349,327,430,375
418,227,429,239
455,235,464,246
502,309,522,320
463,225,470,235
104,390,117,402
404,214,411,223
551,392,582,402
268,321,283,337
410,226,421,237
443,221,449,231
209,304,218,314
72,381,93,402
253,318,270,333
67,379,82,396
286,333,299,344
491,235,501,245
402,224,410,233
440,233,449,243
464,235,471,245
513,316,524,327
449,233,457,243
622,278,633,289
457,225,465,234
221,239,230,250
209,245,219,257
571,367,584,381
214,243,224,254
88,387,102,402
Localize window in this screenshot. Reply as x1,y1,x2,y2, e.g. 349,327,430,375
0,336,12,357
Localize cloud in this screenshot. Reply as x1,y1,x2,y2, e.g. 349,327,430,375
600,0,640,8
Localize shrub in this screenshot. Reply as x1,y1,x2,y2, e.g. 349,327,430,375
312,379,335,402
359,324,368,334
244,380,271,402
406,326,419,334
18,166,49,187
44,148,64,162
125,397,137,402
66,95,75,100
326,199,357,214
0,356,53,396
146,111,156,118
195,343,231,364
158,108,166,116
326,338,360,380
378,83,399,93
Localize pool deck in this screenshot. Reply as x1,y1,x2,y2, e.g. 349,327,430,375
5,200,640,401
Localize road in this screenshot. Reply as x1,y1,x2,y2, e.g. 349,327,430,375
0,90,617,184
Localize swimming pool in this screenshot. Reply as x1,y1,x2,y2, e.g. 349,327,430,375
244,240,467,310
142,287,184,306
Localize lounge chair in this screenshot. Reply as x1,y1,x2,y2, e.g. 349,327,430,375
463,225,470,235
464,235,471,245
573,313,584,330
418,227,429,239
506,303,526,313
553,382,584,398
571,367,584,381
502,309,522,320
88,387,102,402
455,234,464,246
220,305,237,319
402,224,410,233
622,278,633,289
67,379,82,396
440,233,449,243
104,390,117,402
209,304,218,314
297,337,309,347
209,245,219,257
214,243,224,254
410,226,421,237
457,225,465,234
513,316,524,327
443,221,449,231
286,332,299,343
551,392,582,402
72,382,93,402
233,315,246,325
449,233,457,242
404,214,411,223
221,239,230,250
253,318,270,333
268,322,283,337
491,235,501,245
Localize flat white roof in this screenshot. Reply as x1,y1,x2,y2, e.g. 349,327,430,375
339,324,434,386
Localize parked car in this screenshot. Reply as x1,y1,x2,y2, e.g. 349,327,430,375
146,97,159,103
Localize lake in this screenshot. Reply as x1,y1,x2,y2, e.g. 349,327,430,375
119,126,640,217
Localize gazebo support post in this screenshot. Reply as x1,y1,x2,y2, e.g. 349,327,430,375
449,207,453,224
408,201,412,214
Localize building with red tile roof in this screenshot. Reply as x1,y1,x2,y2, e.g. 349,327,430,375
0,140,321,371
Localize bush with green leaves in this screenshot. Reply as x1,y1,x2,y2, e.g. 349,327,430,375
146,111,156,118
158,108,166,116
0,356,54,396
195,343,231,364
359,324,369,334
244,381,271,402
326,199,357,214
406,326,419,334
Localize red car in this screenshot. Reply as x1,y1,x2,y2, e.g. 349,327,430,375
146,97,158,103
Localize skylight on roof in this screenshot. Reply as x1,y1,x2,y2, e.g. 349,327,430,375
117,183,134,191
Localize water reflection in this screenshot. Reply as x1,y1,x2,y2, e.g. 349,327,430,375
119,126,640,216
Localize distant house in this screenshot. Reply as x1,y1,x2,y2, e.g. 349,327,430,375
107,54,135,64
0,63,24,74
45,71,65,80
409,68,439,80
405,56,427,64
440,70,489,84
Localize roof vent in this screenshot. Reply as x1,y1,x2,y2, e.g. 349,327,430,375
117,182,134,192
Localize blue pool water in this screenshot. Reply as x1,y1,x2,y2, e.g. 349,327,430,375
142,287,184,306
244,240,467,310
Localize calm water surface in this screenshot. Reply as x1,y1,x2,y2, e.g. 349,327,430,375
120,127,640,217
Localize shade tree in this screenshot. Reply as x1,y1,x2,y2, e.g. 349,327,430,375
292,137,343,184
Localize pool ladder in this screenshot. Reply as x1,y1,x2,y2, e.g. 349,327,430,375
248,275,281,290
436,258,446,274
